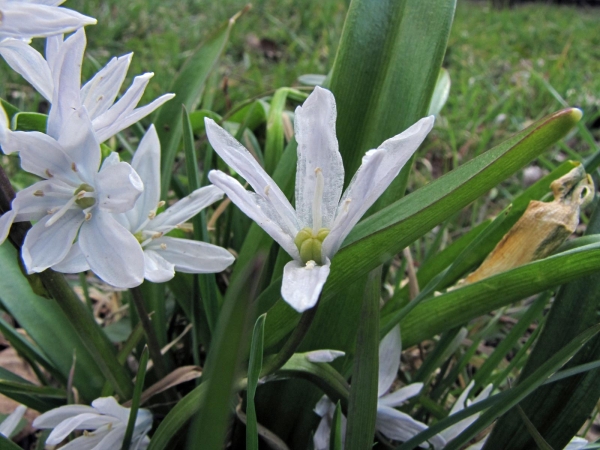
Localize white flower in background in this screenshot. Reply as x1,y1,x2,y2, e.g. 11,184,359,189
314,325,444,449
33,396,152,450
0,28,174,143
0,404,26,438
0,36,147,287
206,87,434,312
0,0,95,43
54,125,235,282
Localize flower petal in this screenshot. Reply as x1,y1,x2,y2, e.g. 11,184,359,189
45,415,115,445
22,209,83,273
57,430,107,450
376,404,445,449
0,39,53,100
0,3,95,41
95,162,144,213
305,350,345,363
323,116,435,258
565,437,588,450
127,125,161,231
145,237,234,275
294,86,344,229
12,179,73,222
379,383,424,408
79,211,144,288
0,404,26,437
378,324,402,397
91,397,130,423
33,405,96,428
439,382,493,443
149,184,222,233
205,118,298,237
52,242,90,273
81,53,132,120
281,259,330,312
209,170,299,259
0,210,16,245
142,249,175,283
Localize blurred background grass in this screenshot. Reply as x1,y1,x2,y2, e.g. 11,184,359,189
1,0,599,234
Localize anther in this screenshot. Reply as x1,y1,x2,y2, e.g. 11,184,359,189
33,190,44,197
152,232,163,239
160,243,167,250
158,201,166,208
85,212,92,221
71,162,78,172
45,169,53,178
148,211,156,219
264,185,271,195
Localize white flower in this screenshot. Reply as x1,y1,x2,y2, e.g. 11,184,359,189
206,87,434,312
0,55,145,287
313,325,442,449
0,28,174,143
0,404,26,438
53,125,235,282
465,432,588,450
33,396,152,450
0,0,95,43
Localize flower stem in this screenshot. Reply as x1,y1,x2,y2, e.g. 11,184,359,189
130,286,169,380
260,299,321,377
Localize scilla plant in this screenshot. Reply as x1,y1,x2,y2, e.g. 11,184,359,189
0,1,599,450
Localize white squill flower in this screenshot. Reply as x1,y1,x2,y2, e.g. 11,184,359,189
314,325,443,449
0,28,174,143
206,87,434,312
54,125,235,282
33,396,152,450
0,43,146,287
0,404,26,438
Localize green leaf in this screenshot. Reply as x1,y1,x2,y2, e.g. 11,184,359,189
156,8,246,197
186,256,263,450
262,108,582,350
0,99,19,121
0,368,65,412
0,243,106,400
345,267,380,449
329,0,456,206
11,112,47,132
0,434,23,450
330,401,344,450
121,347,149,450
264,88,290,174
482,199,600,450
246,314,266,450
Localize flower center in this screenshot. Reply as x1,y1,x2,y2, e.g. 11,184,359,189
74,184,96,209
294,227,329,265
45,183,96,227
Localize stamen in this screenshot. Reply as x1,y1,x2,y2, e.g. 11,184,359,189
264,185,271,196
148,210,156,220
160,243,167,250
45,195,79,227
152,232,163,239
306,261,316,269
343,198,352,213
71,162,78,172
158,201,166,208
85,212,92,221
45,169,54,178
312,168,324,234
33,190,44,197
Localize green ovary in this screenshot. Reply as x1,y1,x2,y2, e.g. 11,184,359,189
294,227,330,265
74,184,96,209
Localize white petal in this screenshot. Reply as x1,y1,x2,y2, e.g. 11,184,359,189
79,211,144,288
450,381,475,415
565,437,588,450
305,350,345,363
55,107,101,183
12,179,73,222
142,249,175,283
45,34,63,74
91,424,128,450
57,430,107,450
0,39,53,100
281,259,330,312
145,237,234,275
81,53,132,120
46,414,115,444
323,116,435,258
0,404,26,437
33,405,96,428
379,383,424,408
378,324,402,397
205,118,298,237
92,397,129,423
439,382,493,443
47,29,85,140
208,170,299,259
314,396,335,417
313,414,332,450
294,86,343,229
93,93,175,143
149,185,222,233
0,3,95,41
22,209,83,273
376,405,445,448
127,125,161,231
0,210,16,245
52,242,90,273
95,162,143,213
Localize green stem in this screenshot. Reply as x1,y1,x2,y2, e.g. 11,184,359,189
260,299,321,377
130,286,169,380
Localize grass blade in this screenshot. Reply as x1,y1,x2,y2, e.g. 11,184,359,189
246,314,266,450
121,347,149,450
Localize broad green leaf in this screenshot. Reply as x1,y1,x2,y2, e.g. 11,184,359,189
11,112,47,132
247,314,266,450
188,109,222,135
329,0,456,205
0,243,106,400
156,8,246,197
482,200,600,450
186,257,262,450
122,347,149,450
226,100,269,132
262,108,582,350
345,267,380,449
